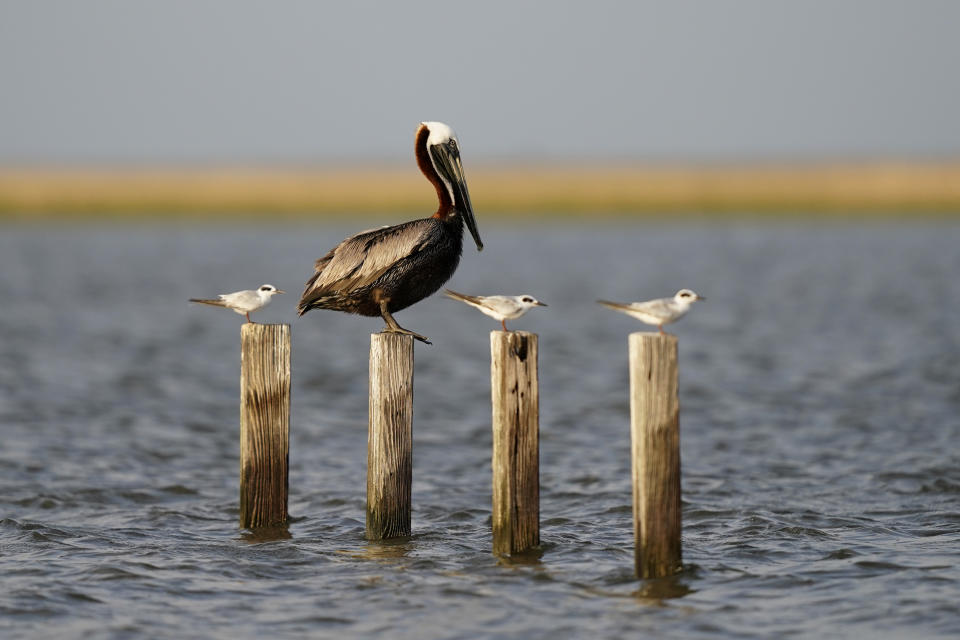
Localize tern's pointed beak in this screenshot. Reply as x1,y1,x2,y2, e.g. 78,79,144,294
430,143,483,251
536,301,548,307
696,295,705,301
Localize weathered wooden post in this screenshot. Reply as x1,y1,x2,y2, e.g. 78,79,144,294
239,323,291,529
491,330,540,556
367,333,414,540
629,332,682,578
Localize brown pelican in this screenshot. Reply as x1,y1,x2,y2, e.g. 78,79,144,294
297,121,483,344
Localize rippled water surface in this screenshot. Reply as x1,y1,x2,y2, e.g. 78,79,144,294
1,221,959,639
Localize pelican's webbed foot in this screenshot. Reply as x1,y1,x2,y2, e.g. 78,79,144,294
378,299,432,345
381,325,432,345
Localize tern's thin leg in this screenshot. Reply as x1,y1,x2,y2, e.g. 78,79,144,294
246,313,252,323
501,319,508,331
658,325,665,335
379,299,432,345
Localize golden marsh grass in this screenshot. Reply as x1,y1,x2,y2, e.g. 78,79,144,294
2,162,959,220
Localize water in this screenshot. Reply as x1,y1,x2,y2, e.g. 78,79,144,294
1,220,958,639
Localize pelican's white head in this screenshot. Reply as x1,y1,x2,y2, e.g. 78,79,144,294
420,121,457,147
416,121,483,251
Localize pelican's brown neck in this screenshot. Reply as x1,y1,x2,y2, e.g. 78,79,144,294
415,124,454,219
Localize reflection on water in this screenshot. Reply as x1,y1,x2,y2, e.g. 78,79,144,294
631,573,697,602
240,524,292,544
495,546,545,567
357,538,416,562
0,222,959,639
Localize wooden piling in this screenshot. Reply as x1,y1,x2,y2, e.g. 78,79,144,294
491,331,540,556
629,332,682,578
366,333,414,540
239,323,291,529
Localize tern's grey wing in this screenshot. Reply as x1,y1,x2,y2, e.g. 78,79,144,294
492,297,524,315
630,298,674,316
189,297,226,307
444,289,485,305
221,290,260,310
597,300,633,312
303,221,433,299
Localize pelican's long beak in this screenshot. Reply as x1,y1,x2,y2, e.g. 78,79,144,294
457,179,483,252
431,144,483,251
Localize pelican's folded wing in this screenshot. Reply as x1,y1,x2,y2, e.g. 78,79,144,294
303,221,434,299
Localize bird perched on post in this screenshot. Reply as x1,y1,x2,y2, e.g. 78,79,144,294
189,284,285,323
597,289,704,334
444,289,547,331
297,121,483,345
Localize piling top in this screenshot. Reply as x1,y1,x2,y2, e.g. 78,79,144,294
241,322,291,333
629,332,679,346
370,332,415,343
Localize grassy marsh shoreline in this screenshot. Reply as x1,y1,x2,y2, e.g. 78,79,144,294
2,162,959,221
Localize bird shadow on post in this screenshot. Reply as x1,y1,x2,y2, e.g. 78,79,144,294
367,332,414,541
239,323,291,531
629,332,682,579
491,330,540,557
